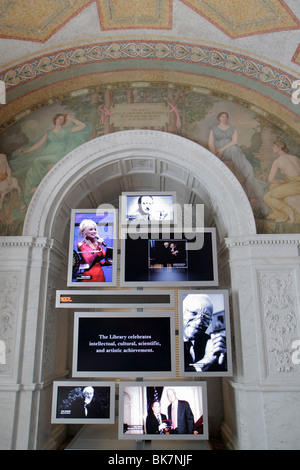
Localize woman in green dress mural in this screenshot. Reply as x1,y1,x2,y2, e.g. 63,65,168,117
12,113,91,210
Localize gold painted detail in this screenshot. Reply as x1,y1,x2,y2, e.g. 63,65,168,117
98,0,172,30
0,0,93,42
181,0,300,38
0,0,298,42
1,42,297,102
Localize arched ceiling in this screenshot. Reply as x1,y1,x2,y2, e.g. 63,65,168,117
0,0,299,238
0,1,299,126
1,0,299,69
22,130,256,242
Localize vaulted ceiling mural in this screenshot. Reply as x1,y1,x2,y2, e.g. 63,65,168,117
0,0,299,236
0,0,299,40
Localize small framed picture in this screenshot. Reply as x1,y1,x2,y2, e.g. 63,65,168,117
120,191,177,225
51,380,115,424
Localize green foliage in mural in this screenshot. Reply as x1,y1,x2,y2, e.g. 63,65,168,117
0,82,299,236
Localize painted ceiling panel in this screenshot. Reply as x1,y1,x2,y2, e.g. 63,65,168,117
292,44,300,66
0,0,298,42
97,0,173,30
180,0,300,38
0,0,93,42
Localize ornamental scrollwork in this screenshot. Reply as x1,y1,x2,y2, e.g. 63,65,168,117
261,272,298,374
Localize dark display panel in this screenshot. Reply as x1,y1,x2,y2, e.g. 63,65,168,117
56,290,174,308
51,381,115,424
73,312,176,377
121,229,218,287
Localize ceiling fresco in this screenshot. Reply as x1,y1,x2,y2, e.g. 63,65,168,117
0,0,298,41
1,39,299,136
180,0,299,38
0,0,299,237
0,0,94,42
292,44,300,66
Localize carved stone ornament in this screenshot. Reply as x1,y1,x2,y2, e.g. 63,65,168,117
261,272,298,374
0,272,20,375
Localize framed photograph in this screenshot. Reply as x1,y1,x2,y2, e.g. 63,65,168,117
72,311,176,378
120,191,177,225
67,208,117,287
178,290,232,377
120,228,218,287
56,289,175,309
118,381,208,440
51,380,115,424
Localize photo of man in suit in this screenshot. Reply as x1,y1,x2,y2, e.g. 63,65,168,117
166,388,194,434
146,401,169,434
183,294,227,372
70,386,102,418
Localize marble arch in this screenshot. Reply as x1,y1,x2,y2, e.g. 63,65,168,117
2,130,299,450
23,129,256,241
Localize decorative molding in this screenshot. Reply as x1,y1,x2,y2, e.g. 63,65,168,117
0,272,21,376
0,237,53,249
22,130,256,239
225,235,300,248
260,271,299,375
1,41,297,100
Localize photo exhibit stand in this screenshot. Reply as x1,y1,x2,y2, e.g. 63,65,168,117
55,199,234,450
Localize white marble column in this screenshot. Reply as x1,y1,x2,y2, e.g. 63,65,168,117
222,235,300,450
0,237,69,450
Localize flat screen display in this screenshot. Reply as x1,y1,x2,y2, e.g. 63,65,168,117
120,228,218,287
56,289,174,309
178,290,232,377
118,381,208,440
51,380,115,424
67,208,117,287
72,312,176,377
120,191,177,225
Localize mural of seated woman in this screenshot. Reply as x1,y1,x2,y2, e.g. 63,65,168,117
263,141,300,224
208,111,257,204
11,113,91,211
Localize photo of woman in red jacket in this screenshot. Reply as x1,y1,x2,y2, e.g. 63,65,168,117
77,219,107,283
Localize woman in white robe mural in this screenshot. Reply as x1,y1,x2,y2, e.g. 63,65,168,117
208,111,256,203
